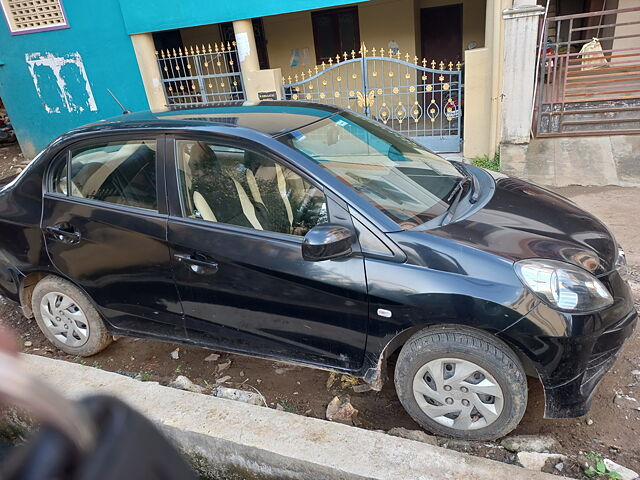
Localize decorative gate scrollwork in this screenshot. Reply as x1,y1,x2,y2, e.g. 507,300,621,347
282,44,463,153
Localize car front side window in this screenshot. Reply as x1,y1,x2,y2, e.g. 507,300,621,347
176,140,327,236
52,139,158,211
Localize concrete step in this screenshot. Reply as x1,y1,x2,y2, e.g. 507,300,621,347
537,99,640,135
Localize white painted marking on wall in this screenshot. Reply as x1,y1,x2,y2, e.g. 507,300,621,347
25,52,98,113
236,32,250,62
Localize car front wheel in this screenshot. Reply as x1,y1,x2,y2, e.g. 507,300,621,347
394,326,528,440
32,275,112,356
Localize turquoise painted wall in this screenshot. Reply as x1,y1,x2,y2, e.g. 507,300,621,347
0,0,364,157
119,0,368,34
0,1,148,157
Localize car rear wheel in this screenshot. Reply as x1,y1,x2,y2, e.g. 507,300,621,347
32,275,112,356
394,326,527,440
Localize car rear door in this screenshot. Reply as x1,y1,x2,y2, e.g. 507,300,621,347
166,135,369,370
41,134,184,338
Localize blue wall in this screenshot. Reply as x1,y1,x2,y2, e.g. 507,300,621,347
120,0,369,34
0,0,364,157
0,1,149,157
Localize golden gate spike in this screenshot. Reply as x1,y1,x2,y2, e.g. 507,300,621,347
321,61,326,71
301,71,305,80
328,58,333,66
351,50,356,59
372,47,377,56
422,58,427,67
380,47,385,57
439,61,445,70
405,53,410,62
431,60,436,68
456,61,461,70
448,61,454,70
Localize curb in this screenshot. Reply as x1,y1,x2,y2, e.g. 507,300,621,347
20,354,558,480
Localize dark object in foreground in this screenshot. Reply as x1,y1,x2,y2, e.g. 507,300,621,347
2,396,197,480
0,102,636,439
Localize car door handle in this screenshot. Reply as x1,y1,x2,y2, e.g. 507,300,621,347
174,253,218,274
45,225,81,244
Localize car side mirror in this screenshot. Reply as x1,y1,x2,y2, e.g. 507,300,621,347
302,224,355,261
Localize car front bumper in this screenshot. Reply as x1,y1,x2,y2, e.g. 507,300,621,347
541,308,637,418
499,268,637,418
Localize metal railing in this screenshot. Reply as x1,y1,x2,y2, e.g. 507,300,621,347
155,42,245,108
534,6,640,136
282,45,463,153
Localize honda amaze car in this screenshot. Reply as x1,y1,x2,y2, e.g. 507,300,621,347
0,102,636,440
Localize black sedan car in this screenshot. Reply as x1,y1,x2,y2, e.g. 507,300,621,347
0,102,636,440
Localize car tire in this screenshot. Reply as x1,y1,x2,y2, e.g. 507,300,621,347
394,326,527,440
32,275,112,356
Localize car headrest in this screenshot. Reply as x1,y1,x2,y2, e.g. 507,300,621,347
189,142,220,175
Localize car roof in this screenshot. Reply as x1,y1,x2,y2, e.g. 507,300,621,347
70,101,341,138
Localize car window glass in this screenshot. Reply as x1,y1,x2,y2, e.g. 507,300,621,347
176,140,327,236
60,140,157,211
279,112,463,228
51,153,69,195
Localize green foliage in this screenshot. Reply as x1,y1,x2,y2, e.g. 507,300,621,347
471,152,500,172
278,400,297,413
584,452,621,480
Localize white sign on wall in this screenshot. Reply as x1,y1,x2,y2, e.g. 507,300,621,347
236,32,250,62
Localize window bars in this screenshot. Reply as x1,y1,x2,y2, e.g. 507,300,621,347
156,42,245,108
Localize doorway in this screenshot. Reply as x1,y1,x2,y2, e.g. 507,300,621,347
420,4,463,65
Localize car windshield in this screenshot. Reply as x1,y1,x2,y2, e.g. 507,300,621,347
278,112,463,229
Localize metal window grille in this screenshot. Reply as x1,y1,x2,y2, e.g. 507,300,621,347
156,42,245,108
534,5,640,136
0,0,67,34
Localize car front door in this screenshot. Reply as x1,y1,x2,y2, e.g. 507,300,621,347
166,137,369,370
42,135,184,338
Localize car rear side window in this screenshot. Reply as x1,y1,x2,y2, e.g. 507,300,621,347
53,140,158,211
176,140,327,236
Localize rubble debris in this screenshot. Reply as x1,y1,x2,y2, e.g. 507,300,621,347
325,396,358,425
204,353,220,362
603,459,638,480
501,435,558,453
517,452,566,471
212,386,265,406
168,375,204,394
217,360,231,373
170,348,180,360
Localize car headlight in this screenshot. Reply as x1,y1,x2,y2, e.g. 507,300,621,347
615,246,630,282
514,259,613,313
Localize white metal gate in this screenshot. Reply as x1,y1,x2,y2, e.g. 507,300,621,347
282,46,463,153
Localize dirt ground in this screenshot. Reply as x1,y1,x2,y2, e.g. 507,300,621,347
1,147,639,476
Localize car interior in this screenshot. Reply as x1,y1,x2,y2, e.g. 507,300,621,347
178,141,325,236
56,141,157,211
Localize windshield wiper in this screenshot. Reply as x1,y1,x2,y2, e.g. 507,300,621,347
440,177,470,226
455,163,480,204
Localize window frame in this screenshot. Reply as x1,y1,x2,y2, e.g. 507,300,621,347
45,133,167,216
166,134,330,241
311,6,360,63
1,0,69,35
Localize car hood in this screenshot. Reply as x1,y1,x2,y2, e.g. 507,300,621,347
416,177,617,275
